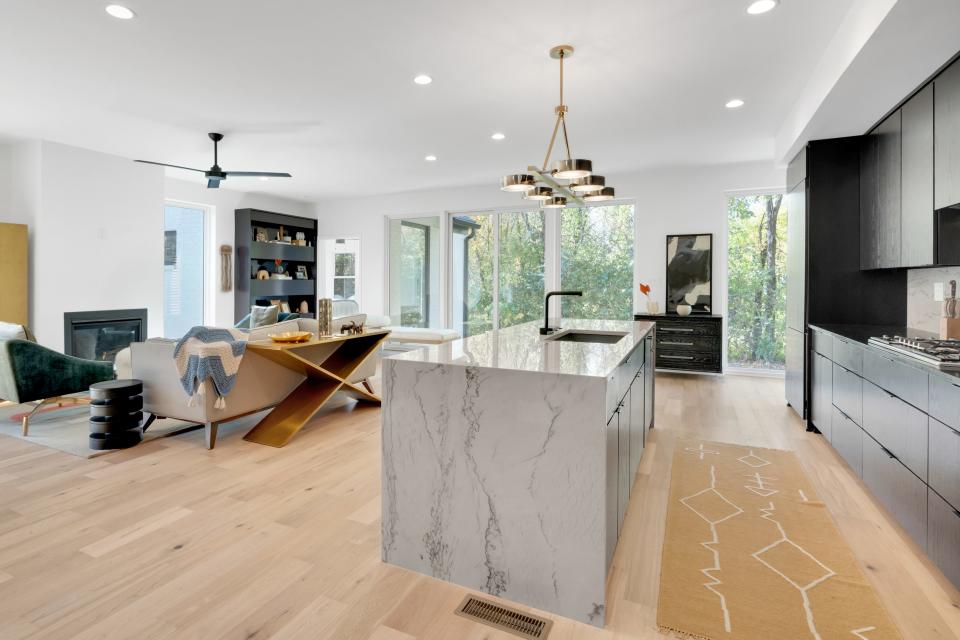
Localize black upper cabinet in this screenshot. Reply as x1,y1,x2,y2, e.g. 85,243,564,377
860,127,881,270
877,111,902,268
902,84,935,267
936,59,960,210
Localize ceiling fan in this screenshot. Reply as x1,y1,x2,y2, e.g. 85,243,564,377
135,132,292,188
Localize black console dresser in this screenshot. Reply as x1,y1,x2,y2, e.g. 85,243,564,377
633,314,723,374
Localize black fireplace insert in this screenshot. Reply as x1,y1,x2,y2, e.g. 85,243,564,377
63,309,148,362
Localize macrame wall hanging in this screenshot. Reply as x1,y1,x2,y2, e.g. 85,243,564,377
220,245,233,292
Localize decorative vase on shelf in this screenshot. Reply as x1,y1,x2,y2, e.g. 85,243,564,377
676,304,692,317
646,300,661,314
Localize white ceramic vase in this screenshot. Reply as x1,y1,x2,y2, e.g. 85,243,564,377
676,304,692,316
646,300,661,314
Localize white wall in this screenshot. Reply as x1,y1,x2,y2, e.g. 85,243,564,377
313,161,785,328
31,141,165,350
0,141,312,349
164,178,312,326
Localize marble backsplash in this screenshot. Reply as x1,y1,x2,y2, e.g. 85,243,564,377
907,266,960,332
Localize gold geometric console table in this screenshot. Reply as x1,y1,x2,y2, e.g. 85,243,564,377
243,329,390,447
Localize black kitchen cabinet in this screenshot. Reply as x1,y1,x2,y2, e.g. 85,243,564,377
935,58,960,211
811,352,832,439
878,112,902,268
902,84,935,267
860,129,881,270
860,111,902,269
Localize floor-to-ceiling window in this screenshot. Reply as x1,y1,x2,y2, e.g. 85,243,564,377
163,203,207,338
388,216,440,328
727,193,787,371
560,204,635,320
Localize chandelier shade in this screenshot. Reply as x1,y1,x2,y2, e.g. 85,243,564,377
584,186,615,202
569,175,605,193
500,174,536,192
541,196,567,209
524,186,554,201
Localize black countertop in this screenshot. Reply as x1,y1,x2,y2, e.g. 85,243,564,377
810,323,958,383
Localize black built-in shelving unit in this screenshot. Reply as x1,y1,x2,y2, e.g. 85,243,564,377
234,209,318,323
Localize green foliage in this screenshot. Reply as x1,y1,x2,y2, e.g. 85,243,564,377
727,194,787,369
457,205,634,336
561,205,635,320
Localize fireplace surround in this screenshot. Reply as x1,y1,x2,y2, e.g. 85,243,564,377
63,309,147,362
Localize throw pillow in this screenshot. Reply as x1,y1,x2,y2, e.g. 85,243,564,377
250,305,280,328
0,321,28,341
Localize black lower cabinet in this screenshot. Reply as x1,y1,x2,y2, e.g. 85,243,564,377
928,489,960,587
830,405,862,476
634,314,721,374
861,433,928,550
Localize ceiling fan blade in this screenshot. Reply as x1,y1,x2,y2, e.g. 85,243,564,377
207,178,221,189
224,171,292,178
134,159,206,173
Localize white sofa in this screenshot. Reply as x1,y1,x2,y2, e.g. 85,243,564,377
117,317,383,448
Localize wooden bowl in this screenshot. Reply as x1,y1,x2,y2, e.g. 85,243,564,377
268,331,313,343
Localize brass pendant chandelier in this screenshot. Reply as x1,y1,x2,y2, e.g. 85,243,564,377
500,45,614,207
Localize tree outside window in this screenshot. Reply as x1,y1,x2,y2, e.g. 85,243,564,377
727,194,787,370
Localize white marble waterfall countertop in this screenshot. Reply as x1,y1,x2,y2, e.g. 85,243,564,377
386,319,655,378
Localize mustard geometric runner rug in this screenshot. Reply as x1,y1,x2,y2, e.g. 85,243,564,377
658,439,900,639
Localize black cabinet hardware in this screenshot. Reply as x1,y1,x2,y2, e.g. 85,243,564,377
660,327,694,333
662,355,694,360
661,341,694,347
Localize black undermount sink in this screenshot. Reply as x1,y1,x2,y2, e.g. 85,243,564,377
547,330,628,344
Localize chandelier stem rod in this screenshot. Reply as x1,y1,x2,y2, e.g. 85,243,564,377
559,49,564,106
542,113,563,172
561,114,572,160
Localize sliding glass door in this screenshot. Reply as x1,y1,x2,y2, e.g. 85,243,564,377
450,210,545,337
163,203,207,338
388,216,440,327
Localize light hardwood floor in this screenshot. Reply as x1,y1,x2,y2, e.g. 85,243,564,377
0,373,958,639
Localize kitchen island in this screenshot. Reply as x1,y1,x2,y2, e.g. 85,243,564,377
381,319,655,626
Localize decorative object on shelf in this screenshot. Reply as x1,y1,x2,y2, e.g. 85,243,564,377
268,331,313,343
256,269,270,280
255,231,267,242
318,298,334,336
666,233,712,314
298,300,309,314
499,45,615,208
274,258,287,274
135,132,292,189
219,245,233,292
639,282,660,314
295,265,308,280
280,302,291,313
942,279,960,339
340,320,365,336
294,231,306,246
676,303,692,316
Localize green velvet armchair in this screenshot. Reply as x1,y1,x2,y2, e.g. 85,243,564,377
0,338,115,435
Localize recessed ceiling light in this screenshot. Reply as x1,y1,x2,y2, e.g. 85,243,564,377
424,155,437,162
491,132,506,141
725,98,745,109
105,4,136,19
259,177,270,181
746,0,778,15
413,74,433,85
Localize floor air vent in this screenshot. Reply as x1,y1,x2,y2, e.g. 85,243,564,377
454,595,553,639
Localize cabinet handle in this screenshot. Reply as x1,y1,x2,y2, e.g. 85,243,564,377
880,446,897,460
660,327,694,333
662,355,694,360
662,341,694,346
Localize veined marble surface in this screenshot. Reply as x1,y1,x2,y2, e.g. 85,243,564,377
381,320,653,626
907,266,960,333
387,318,655,378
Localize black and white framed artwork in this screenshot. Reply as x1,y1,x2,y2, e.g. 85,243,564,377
665,233,712,314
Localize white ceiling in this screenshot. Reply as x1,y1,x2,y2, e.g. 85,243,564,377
0,0,857,200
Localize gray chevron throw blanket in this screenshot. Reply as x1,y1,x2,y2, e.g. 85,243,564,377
173,327,248,409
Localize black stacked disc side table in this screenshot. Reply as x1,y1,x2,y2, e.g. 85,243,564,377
89,379,144,450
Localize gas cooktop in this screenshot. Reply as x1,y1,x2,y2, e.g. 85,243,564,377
867,335,960,371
